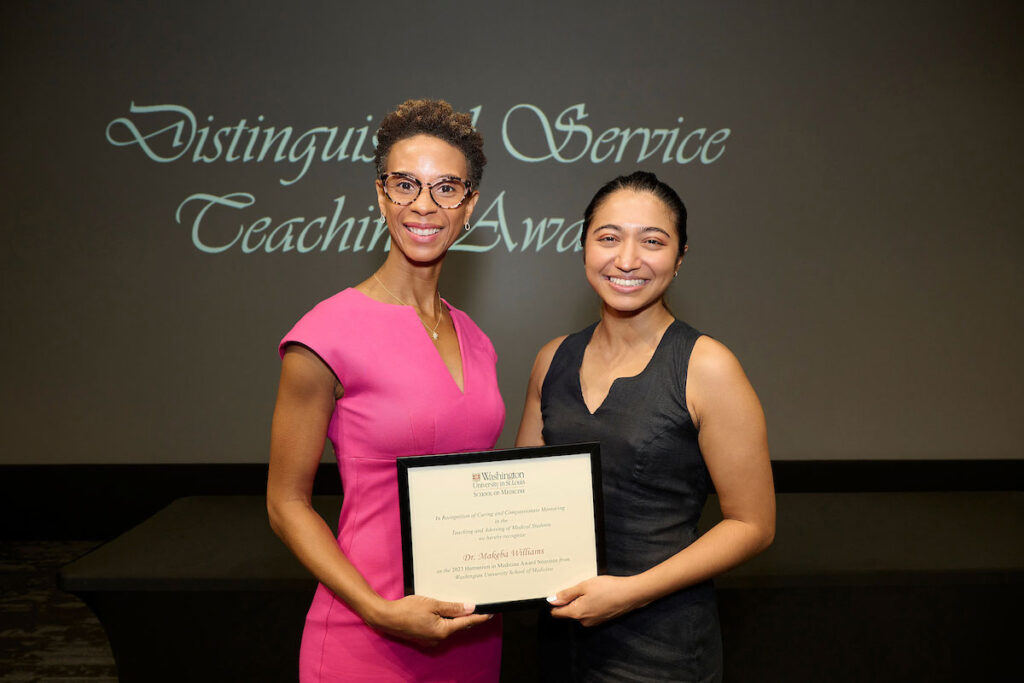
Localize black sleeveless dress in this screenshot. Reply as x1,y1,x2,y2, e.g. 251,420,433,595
539,320,723,683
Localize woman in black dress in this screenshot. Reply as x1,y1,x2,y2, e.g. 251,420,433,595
516,171,775,682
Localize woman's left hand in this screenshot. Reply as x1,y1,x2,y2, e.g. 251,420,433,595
547,575,641,627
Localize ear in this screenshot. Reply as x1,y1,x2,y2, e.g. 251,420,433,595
676,244,688,271
462,190,480,223
375,179,388,218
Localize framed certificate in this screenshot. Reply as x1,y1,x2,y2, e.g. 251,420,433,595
397,442,605,612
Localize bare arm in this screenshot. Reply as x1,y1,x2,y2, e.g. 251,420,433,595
267,345,491,643
550,336,775,626
514,336,566,447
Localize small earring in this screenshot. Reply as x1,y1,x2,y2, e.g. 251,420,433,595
673,271,679,278
464,222,471,231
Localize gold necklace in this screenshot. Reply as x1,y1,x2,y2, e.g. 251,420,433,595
372,273,443,341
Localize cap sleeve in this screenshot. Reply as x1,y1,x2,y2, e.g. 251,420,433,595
278,291,354,385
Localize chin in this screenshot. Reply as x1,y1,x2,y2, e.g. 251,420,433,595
397,244,450,266
598,293,665,316
403,251,447,266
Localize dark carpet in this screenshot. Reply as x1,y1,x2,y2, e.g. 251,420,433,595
0,542,116,682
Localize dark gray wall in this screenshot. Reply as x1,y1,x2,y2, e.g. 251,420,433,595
2,1,1021,463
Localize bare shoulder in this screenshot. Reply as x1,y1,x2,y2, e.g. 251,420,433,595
531,335,569,380
687,336,761,427
689,335,749,384
538,335,570,362
515,335,569,448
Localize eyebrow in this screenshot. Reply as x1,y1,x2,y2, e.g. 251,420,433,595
594,224,672,238
391,171,464,182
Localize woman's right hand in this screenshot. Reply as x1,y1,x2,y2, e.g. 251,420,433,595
365,595,492,646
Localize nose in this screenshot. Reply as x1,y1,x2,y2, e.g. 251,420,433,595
614,239,640,271
409,185,438,214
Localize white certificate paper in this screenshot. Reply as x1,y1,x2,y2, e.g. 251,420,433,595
397,443,604,611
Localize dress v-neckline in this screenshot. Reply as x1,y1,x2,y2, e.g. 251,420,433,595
438,299,466,394
577,321,676,415
352,288,466,394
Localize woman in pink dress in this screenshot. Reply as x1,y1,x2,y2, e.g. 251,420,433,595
267,99,504,682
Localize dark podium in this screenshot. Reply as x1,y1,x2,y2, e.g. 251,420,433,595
60,493,1024,682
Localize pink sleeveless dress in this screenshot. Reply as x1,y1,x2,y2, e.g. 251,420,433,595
280,288,504,682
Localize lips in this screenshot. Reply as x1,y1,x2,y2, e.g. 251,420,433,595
404,223,443,238
606,275,648,289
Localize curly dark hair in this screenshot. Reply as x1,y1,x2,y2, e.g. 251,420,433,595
374,99,486,188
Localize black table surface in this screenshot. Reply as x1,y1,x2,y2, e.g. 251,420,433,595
60,492,1024,593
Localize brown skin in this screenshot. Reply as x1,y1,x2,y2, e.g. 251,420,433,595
515,189,775,627
267,135,488,645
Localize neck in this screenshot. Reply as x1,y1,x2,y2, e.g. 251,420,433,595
595,300,674,348
374,252,443,309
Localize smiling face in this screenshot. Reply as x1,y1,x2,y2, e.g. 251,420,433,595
583,189,686,315
375,134,479,266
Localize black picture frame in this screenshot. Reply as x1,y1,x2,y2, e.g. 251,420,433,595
397,442,605,612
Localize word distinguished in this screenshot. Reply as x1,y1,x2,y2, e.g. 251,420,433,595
501,103,730,165
175,190,583,254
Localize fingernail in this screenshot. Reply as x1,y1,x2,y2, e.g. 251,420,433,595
463,602,475,611
546,595,558,603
